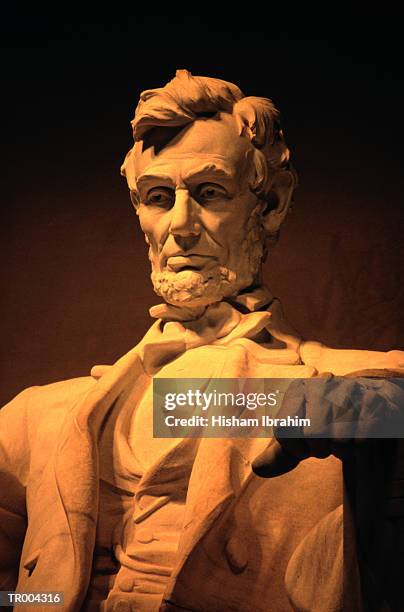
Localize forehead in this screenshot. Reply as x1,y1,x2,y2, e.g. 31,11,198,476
130,113,253,186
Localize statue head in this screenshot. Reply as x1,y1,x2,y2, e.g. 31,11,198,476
122,69,297,309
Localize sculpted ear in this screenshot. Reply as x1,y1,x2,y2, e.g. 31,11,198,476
261,169,296,236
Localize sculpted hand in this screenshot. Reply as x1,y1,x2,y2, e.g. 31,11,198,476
252,373,404,478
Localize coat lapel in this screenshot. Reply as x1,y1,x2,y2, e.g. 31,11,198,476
53,347,150,609
166,436,270,588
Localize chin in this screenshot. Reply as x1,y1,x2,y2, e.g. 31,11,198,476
151,266,249,307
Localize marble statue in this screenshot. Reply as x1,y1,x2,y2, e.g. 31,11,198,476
1,69,403,611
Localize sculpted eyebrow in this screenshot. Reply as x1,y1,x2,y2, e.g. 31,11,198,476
137,174,172,183
137,174,174,186
183,164,234,182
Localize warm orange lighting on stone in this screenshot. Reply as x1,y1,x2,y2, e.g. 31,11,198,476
0,69,403,611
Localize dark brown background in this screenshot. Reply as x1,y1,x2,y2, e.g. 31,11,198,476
1,15,403,404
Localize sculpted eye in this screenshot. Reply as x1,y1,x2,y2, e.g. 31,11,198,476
145,187,175,207
195,183,228,203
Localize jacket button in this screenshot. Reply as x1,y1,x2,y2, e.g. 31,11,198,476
135,528,155,543
137,495,148,510
118,576,135,592
225,537,249,574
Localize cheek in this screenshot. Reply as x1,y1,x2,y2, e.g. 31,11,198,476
137,206,170,250
202,202,255,243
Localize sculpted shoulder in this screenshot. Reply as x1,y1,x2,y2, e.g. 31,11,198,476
0,376,97,488
27,375,96,408
1,376,97,432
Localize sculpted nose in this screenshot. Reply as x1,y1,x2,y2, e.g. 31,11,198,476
169,189,201,249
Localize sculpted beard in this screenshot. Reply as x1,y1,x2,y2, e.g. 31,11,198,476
150,205,266,306
151,266,237,306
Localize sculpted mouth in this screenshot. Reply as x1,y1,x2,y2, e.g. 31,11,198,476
166,255,217,272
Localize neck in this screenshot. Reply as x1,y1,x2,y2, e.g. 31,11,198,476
149,284,273,322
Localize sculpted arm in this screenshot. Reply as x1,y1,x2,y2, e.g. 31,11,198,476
252,370,404,476
0,387,35,589
252,356,404,611
300,341,404,376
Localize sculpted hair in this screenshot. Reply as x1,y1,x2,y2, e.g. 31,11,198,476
122,69,297,205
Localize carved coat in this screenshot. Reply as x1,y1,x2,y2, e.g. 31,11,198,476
1,296,402,611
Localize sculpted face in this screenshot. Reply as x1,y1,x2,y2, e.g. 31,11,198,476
130,113,265,308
